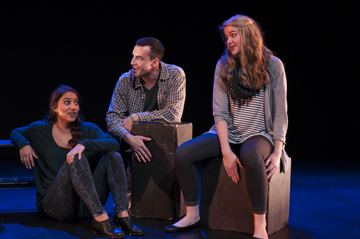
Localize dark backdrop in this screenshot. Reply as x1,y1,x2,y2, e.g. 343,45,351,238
1,1,358,160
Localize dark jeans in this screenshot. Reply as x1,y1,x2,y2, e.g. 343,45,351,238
174,133,273,214
42,151,128,220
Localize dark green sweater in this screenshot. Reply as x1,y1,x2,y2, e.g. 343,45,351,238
10,121,119,212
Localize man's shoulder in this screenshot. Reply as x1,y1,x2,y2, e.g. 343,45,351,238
118,69,134,82
161,62,185,81
162,62,184,73
115,69,136,90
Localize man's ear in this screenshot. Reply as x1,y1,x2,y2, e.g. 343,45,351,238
151,58,159,67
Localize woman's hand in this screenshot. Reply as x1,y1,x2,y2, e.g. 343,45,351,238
216,120,243,183
265,152,280,182
265,146,281,182
19,145,38,169
222,150,243,183
265,140,283,182
66,144,85,164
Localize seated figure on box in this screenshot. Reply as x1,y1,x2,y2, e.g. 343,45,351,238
10,85,144,238
165,15,290,239
106,37,186,162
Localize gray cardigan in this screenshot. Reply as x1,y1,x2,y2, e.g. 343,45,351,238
209,55,291,173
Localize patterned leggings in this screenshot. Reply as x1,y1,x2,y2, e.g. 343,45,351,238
42,151,127,220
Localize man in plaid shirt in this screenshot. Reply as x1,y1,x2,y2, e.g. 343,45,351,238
106,37,186,162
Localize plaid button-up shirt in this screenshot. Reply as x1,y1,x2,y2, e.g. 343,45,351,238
106,62,186,140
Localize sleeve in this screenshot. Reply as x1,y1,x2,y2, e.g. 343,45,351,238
78,122,120,152
212,60,229,125
269,57,288,144
137,66,186,123
106,74,130,140
10,121,41,150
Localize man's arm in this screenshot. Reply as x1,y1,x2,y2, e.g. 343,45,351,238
106,73,153,162
106,74,131,140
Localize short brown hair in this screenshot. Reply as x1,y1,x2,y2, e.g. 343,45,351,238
136,37,164,61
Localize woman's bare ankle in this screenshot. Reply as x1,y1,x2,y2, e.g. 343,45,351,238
94,213,109,222
253,213,268,239
116,210,129,218
173,214,200,227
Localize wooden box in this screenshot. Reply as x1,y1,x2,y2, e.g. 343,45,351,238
201,157,291,234
131,122,192,220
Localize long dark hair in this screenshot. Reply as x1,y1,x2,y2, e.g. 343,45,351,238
47,85,84,148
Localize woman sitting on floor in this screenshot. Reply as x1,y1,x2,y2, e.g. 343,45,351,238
10,85,144,238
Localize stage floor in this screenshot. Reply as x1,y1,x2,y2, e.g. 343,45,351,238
1,159,359,239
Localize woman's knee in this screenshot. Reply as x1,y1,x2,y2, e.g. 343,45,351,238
71,154,90,168
174,142,195,168
99,151,125,171
240,136,272,166
103,151,123,162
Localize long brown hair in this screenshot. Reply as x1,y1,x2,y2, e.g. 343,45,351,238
47,85,83,148
219,14,273,90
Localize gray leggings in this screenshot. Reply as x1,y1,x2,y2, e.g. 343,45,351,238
42,151,128,220
174,133,273,214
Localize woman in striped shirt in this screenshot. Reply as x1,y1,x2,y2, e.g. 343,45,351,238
165,15,290,239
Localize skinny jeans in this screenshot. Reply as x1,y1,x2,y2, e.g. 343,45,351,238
174,133,273,214
42,151,128,220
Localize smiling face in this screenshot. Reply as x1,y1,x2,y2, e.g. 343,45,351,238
130,45,156,78
224,26,241,56
53,92,79,124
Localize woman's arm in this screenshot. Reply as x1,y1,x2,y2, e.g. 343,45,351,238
269,56,288,144
66,122,120,164
78,122,120,152
10,122,40,169
216,120,243,183
266,56,288,180
265,139,282,182
212,61,230,125
212,61,243,183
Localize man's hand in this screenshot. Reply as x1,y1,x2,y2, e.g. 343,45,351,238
123,132,152,163
19,145,38,169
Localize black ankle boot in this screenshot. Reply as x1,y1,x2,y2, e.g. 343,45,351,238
91,218,124,238
113,215,144,236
